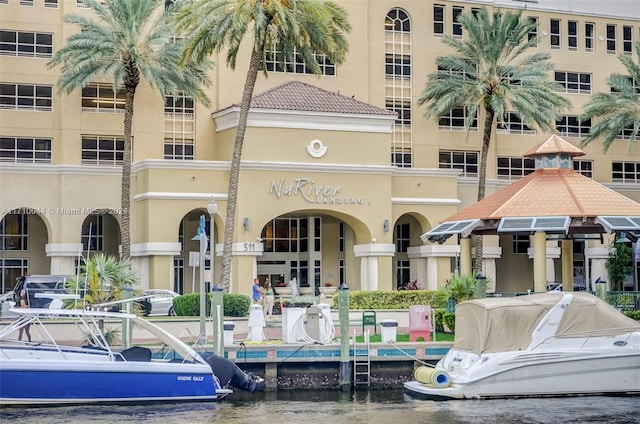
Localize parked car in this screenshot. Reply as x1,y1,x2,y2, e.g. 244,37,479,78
12,275,71,309
144,289,179,316
0,292,17,319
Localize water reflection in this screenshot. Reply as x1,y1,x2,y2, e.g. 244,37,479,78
3,390,639,424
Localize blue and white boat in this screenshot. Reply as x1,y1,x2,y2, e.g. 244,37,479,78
0,308,232,405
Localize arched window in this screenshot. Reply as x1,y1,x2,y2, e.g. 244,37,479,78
385,8,412,168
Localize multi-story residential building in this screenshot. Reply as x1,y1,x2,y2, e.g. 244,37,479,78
1,0,638,296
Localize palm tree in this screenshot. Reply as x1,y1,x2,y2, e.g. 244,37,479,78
175,0,351,291
47,0,212,259
580,41,640,152
66,253,141,309
417,8,570,272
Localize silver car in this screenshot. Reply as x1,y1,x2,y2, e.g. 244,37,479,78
144,289,179,316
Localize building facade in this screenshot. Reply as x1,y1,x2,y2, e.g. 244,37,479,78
1,0,639,296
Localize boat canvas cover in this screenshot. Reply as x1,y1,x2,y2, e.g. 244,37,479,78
453,293,640,355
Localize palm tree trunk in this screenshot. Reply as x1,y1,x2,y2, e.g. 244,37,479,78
473,107,495,273
220,46,263,292
120,86,136,260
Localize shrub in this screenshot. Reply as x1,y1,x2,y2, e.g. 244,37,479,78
172,293,251,317
434,309,446,333
348,290,441,310
443,312,456,333
624,310,640,321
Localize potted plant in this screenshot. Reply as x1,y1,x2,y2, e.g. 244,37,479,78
274,282,292,296
319,282,336,295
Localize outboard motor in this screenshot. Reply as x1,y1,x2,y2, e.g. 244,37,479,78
202,353,265,393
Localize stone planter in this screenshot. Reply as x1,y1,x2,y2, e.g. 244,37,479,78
275,287,293,296
319,286,336,296
298,287,314,295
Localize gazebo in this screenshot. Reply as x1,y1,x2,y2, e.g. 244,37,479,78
422,135,640,293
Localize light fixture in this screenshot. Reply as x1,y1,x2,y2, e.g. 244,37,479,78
243,217,250,231
383,219,390,232
617,232,631,244
207,196,218,216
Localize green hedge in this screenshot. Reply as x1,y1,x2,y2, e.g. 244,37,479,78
348,290,441,310
172,293,251,317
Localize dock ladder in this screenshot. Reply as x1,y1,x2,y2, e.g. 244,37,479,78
353,329,371,388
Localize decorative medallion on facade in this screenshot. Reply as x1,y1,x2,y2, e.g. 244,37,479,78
306,139,327,158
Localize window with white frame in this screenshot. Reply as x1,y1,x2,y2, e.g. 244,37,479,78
261,217,309,253
512,235,530,254
568,20,578,50
1,258,29,293
618,123,638,140
556,115,590,137
19,0,34,6
606,24,616,53
573,159,593,178
264,49,335,76
82,214,103,251
395,222,410,252
439,107,478,130
550,19,560,49
497,157,535,180
623,26,633,54
439,150,478,176
44,0,58,7
339,258,346,286
164,94,194,160
433,4,444,36
81,135,124,165
386,8,413,168
0,213,28,251
0,83,52,111
173,257,184,294
396,260,410,289
338,222,344,253
81,84,125,112
555,71,591,94
497,112,534,135
0,30,53,58
612,161,640,183
452,6,463,37
585,22,595,52
0,136,52,163
528,17,538,46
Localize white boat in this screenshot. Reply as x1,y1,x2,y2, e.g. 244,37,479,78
404,292,640,400
0,308,233,405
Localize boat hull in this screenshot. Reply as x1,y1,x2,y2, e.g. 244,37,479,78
0,360,222,405
404,350,640,400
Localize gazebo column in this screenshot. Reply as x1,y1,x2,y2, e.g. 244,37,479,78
561,239,574,291
533,231,547,293
459,237,473,275
585,247,610,291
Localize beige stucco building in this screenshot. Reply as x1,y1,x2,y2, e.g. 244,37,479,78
0,0,639,296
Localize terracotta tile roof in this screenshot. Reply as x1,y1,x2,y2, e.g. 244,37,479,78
445,168,640,221
522,134,585,157
234,80,396,116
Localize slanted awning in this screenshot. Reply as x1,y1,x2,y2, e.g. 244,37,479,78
595,216,640,233
497,216,571,234
421,219,482,243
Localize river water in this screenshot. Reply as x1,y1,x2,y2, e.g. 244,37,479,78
3,390,639,424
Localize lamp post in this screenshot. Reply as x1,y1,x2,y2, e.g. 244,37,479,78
192,215,208,339
616,232,636,292
207,197,217,291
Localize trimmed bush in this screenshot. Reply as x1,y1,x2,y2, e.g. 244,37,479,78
443,312,456,333
172,293,251,317
624,310,640,321
434,309,446,333
348,290,441,310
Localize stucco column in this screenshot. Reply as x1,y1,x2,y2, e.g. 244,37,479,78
561,239,574,291
354,243,395,292
231,242,263,295
586,247,611,291
533,231,547,293
459,237,472,276
45,243,83,275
